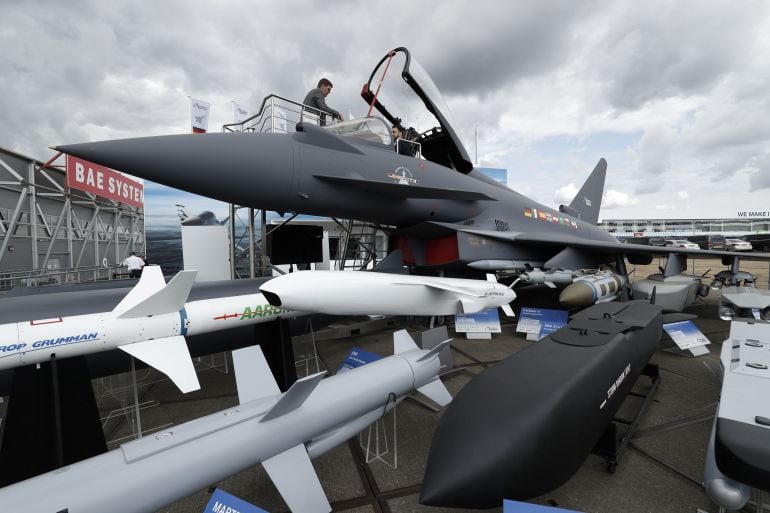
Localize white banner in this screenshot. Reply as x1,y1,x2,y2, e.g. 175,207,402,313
190,97,210,133
233,101,249,123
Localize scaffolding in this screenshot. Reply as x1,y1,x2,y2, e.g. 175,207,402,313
222,95,390,277
0,148,144,289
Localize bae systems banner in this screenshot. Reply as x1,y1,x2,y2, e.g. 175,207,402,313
66,155,144,208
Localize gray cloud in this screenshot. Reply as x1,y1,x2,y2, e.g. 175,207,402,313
1,0,769,221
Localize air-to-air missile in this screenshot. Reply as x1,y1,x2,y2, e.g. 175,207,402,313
260,270,515,317
0,330,451,513
54,47,766,286
0,266,301,393
419,300,662,508
703,287,770,509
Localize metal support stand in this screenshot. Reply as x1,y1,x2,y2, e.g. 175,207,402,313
50,354,64,467
360,395,398,469
294,320,324,378
593,363,660,472
130,357,142,439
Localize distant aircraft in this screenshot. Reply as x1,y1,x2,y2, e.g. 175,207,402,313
175,204,227,226
56,47,769,299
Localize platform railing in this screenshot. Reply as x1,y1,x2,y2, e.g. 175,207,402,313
223,94,328,135
0,264,126,291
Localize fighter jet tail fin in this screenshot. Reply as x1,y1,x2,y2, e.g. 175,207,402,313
262,444,331,513
115,270,197,319
560,158,606,225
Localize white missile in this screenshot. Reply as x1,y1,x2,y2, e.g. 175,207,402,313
0,266,301,393
0,330,451,513
260,270,516,317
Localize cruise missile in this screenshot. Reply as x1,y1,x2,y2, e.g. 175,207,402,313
419,300,662,508
0,330,451,513
0,266,301,393
259,270,515,317
559,269,627,308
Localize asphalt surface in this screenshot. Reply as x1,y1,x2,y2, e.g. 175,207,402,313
89,259,769,513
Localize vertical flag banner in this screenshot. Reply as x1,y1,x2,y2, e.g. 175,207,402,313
233,101,249,123
190,97,210,133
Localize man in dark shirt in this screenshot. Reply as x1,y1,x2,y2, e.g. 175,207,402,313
303,78,344,126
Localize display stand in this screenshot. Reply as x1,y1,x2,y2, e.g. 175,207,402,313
294,319,324,378
593,363,660,472
95,357,170,446
0,355,106,486
359,396,398,469
194,352,229,375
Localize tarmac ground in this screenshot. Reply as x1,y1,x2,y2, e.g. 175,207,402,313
89,258,770,513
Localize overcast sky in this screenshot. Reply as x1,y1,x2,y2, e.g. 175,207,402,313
2,0,769,221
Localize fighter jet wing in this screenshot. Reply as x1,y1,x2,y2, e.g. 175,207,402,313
313,174,496,201
453,226,770,259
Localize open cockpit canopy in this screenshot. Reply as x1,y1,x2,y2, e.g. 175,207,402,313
361,47,473,173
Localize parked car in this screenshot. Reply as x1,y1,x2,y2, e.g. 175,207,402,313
665,239,700,249
726,238,753,251
647,237,666,247
690,234,728,250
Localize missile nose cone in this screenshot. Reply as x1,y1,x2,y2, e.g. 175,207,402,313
559,281,593,308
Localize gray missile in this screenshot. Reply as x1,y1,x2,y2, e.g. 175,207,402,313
0,330,451,513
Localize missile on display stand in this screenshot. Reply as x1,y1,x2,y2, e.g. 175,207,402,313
420,300,662,508
0,330,451,513
260,270,516,317
0,266,302,393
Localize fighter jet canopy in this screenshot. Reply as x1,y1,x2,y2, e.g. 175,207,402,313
361,47,474,174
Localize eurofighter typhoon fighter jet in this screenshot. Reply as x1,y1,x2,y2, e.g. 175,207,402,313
56,48,767,289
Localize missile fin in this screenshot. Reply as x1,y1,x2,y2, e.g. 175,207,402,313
260,371,326,423
116,270,197,319
501,303,515,317
393,329,418,354
118,335,200,393
417,339,453,363
112,265,166,314
417,378,452,407
396,280,484,298
262,444,331,513
232,345,280,404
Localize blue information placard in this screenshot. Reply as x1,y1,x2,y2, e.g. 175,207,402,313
337,347,383,374
662,320,710,350
204,488,268,513
504,499,583,512
455,308,502,333
516,308,568,340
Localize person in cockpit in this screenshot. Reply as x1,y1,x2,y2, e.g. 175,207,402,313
392,122,419,157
